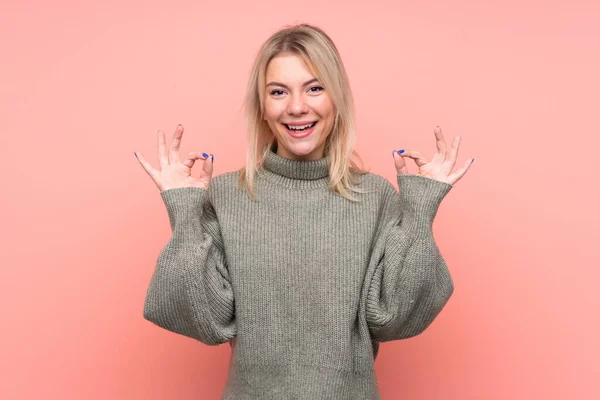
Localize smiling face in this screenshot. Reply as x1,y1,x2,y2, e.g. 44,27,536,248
263,52,336,161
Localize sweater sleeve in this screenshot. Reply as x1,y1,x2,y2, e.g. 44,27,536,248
365,174,454,342
143,186,236,346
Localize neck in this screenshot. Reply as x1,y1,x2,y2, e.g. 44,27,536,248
259,145,330,190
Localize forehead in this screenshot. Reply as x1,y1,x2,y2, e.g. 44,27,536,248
266,53,317,81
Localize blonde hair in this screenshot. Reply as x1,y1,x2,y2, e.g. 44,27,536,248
238,23,369,201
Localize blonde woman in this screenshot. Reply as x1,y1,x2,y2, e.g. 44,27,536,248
136,23,473,399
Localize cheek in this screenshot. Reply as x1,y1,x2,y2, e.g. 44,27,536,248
312,98,335,119
264,99,285,121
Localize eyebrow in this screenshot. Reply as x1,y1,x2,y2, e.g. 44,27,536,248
266,78,320,89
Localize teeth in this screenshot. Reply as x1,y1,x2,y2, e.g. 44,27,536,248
285,122,316,131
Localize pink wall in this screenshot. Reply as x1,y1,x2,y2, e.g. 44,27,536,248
1,0,598,398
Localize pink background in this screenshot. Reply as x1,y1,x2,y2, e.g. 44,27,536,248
1,0,598,399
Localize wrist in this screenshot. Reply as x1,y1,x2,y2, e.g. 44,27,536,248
397,174,453,228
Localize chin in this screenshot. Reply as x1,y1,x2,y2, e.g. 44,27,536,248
278,139,324,160
287,140,318,152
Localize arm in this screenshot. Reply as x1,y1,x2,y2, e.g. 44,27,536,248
143,186,236,346
365,174,454,342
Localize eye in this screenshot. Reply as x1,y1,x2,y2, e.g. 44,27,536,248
270,89,285,96
309,86,324,93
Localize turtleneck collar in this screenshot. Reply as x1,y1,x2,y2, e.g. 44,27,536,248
259,145,330,190
262,148,329,180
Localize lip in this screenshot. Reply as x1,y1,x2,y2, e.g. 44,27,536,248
283,120,316,126
283,121,317,139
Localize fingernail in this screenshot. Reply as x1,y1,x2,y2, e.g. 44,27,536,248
391,150,396,157
202,153,208,158
211,154,214,162
472,158,475,162
134,152,137,158
399,149,405,154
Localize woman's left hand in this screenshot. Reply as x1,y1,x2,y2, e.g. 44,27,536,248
392,126,474,186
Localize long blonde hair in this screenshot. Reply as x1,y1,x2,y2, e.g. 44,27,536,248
238,23,369,201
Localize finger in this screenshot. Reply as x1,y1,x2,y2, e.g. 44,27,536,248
434,126,447,155
392,150,409,175
182,152,209,169
135,151,159,181
447,157,474,185
201,153,214,177
445,135,461,172
398,149,429,168
157,130,168,169
169,124,184,165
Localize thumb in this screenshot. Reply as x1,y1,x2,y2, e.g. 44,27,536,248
392,150,409,175
202,153,214,176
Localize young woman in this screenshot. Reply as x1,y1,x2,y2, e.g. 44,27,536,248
135,23,473,399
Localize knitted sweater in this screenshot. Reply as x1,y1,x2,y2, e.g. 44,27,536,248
143,149,454,399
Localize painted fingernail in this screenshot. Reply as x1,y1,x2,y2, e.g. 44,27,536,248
399,149,405,154
134,152,137,158
472,158,475,162
211,154,214,162
202,153,208,158
392,150,396,157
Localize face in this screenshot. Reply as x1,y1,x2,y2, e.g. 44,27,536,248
263,53,335,161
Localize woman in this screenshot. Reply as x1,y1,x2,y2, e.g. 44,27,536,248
135,23,473,399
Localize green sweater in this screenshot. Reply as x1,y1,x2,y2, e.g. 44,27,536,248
143,148,454,399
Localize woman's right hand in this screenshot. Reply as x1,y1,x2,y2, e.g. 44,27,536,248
135,124,214,192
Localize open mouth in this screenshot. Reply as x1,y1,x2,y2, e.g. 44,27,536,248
282,121,317,132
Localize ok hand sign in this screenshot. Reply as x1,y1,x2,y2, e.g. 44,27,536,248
392,126,474,186
135,124,214,192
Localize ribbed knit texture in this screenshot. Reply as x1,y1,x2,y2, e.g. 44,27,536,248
143,148,455,399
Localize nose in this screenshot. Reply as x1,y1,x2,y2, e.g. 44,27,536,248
287,92,308,115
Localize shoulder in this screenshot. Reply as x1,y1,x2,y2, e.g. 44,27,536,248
206,169,245,202
354,171,398,195
352,171,402,230
210,169,242,189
